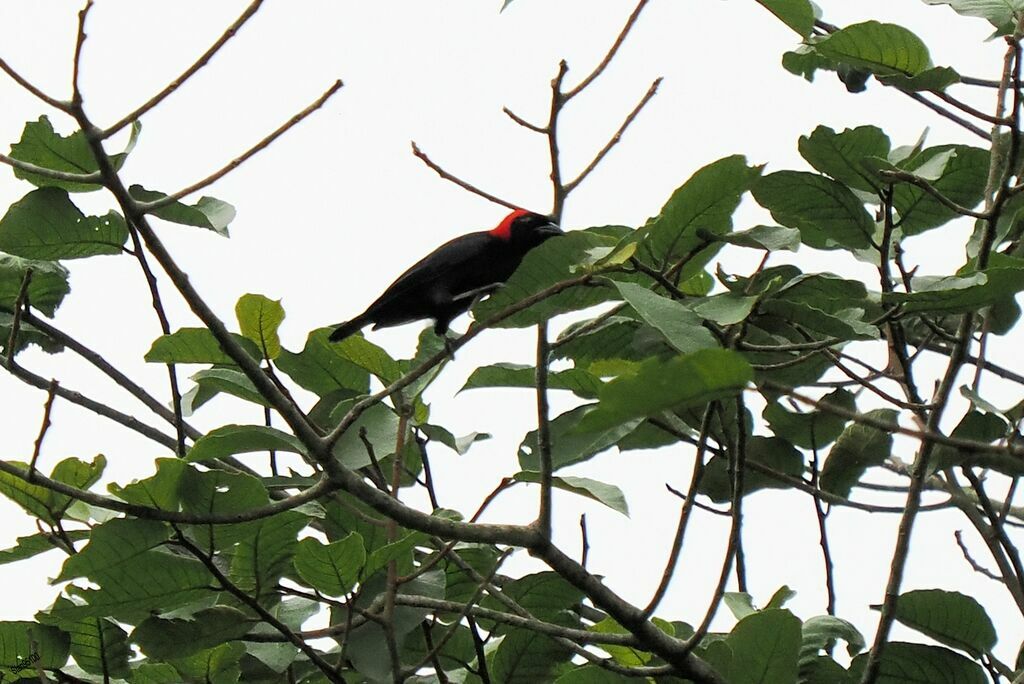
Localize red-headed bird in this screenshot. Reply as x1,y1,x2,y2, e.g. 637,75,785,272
329,209,562,342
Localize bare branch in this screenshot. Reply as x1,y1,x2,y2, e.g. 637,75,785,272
4,269,32,366
535,322,553,539
954,529,1002,581
410,141,520,210
101,0,265,138
878,169,988,219
71,1,93,103
563,0,651,100
0,152,102,184
140,80,343,211
0,56,68,111
503,106,546,133
28,380,59,477
564,77,661,193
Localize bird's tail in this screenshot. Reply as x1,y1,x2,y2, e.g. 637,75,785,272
328,314,370,342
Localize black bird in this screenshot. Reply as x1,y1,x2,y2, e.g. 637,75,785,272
329,209,562,342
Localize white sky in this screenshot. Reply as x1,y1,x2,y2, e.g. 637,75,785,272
1,0,1021,668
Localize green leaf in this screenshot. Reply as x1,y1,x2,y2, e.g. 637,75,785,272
589,617,652,666
329,400,406,470
235,293,285,360
145,327,261,365
0,621,70,672
922,0,1024,35
894,145,989,235
276,328,370,396
229,511,308,596
755,0,815,36
130,185,235,236
718,224,801,252
185,424,307,463
39,603,132,679
0,254,69,317
893,589,997,657
878,65,961,91
801,616,866,669
108,459,186,511
850,642,986,684
519,405,643,471
798,125,892,193
642,155,763,263
329,333,403,383
0,460,61,523
460,362,603,398
764,389,856,449
752,171,874,250
814,21,931,76
490,622,574,684
0,529,90,565
419,424,492,454
0,188,128,260
576,349,753,432
473,229,616,327
513,471,629,516
8,116,138,192
687,292,760,325
184,367,270,414
820,409,897,497
54,518,210,620
699,436,805,502
131,607,253,660
612,281,719,354
168,642,246,684
0,310,63,356
293,533,366,596
726,609,802,684
883,255,1024,312
783,46,838,82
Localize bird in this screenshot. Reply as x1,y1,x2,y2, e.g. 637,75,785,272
329,209,562,342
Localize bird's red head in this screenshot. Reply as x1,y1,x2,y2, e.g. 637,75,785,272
489,209,532,241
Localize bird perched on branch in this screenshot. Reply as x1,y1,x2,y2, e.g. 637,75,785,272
329,209,562,342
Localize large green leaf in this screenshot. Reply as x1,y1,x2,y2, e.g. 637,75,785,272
612,281,719,353
131,607,253,660
519,405,642,471
276,328,370,395
293,533,366,596
814,21,931,76
752,171,874,250
850,642,986,684
130,185,235,236
642,155,763,263
8,116,139,192
922,0,1024,35
460,362,603,398
0,621,70,672
699,436,805,502
513,471,630,516
576,349,753,432
235,293,285,360
725,609,802,684
185,424,308,463
820,409,897,497
0,188,128,260
229,511,308,596
764,389,856,449
893,145,989,235
755,0,815,36
883,255,1024,313
798,125,891,193
0,529,90,565
0,254,69,316
145,327,261,365
893,589,997,658
39,602,132,679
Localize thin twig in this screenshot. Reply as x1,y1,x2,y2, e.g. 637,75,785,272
4,269,32,366
564,77,661,193
101,0,265,138
71,1,93,104
877,170,989,219
140,80,343,211
410,141,520,210
579,514,589,569
563,0,651,99
0,56,68,110
502,106,546,133
954,529,1002,581
810,447,836,615
28,380,59,479
535,321,553,539
903,91,992,141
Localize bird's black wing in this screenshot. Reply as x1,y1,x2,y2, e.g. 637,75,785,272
360,231,497,311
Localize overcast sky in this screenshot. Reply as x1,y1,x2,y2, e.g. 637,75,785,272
1,0,1021,665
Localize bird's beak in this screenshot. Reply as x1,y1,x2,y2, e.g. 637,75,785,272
538,217,563,237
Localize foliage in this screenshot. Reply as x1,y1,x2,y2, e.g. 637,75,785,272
0,1,1022,683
